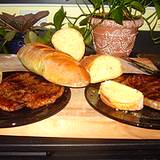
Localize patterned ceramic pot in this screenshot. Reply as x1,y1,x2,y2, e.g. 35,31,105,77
91,17,144,57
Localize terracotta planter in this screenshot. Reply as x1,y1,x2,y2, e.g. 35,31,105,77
91,17,144,57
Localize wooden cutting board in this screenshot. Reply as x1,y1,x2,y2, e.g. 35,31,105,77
0,54,160,138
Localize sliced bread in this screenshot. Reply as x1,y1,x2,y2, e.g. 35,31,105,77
51,28,85,61
80,54,123,83
99,80,144,111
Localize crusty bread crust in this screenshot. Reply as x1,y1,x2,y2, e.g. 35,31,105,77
17,43,90,87
80,55,99,69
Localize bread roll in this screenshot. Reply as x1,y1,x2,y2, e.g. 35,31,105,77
80,54,123,83
17,43,90,87
99,80,144,111
51,28,85,61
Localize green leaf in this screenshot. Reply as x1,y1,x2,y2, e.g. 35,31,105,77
25,31,36,43
0,43,3,51
130,1,145,14
124,0,134,4
152,0,160,18
89,0,102,10
28,31,39,42
107,0,114,4
40,29,54,44
110,7,123,24
24,31,43,44
0,45,8,54
0,28,6,37
4,31,16,41
79,17,89,26
80,27,92,45
53,6,66,30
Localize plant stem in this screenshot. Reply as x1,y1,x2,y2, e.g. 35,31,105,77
75,0,85,14
65,16,74,26
82,0,92,14
101,0,105,18
146,12,157,21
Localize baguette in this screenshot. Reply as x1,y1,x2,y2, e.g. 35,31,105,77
80,54,123,83
99,80,144,111
17,43,90,87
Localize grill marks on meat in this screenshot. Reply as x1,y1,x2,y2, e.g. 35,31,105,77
114,74,160,110
0,72,64,112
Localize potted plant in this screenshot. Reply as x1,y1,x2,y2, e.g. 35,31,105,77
53,0,160,57
0,11,53,54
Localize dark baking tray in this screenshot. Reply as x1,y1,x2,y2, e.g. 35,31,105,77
0,136,160,160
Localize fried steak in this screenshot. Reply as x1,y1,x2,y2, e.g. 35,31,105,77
0,72,64,112
114,74,160,110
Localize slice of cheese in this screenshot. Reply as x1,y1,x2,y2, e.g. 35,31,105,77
99,80,144,111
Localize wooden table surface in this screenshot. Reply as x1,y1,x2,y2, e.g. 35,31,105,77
0,88,160,139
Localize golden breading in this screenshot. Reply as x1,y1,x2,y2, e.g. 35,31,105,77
0,72,64,112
